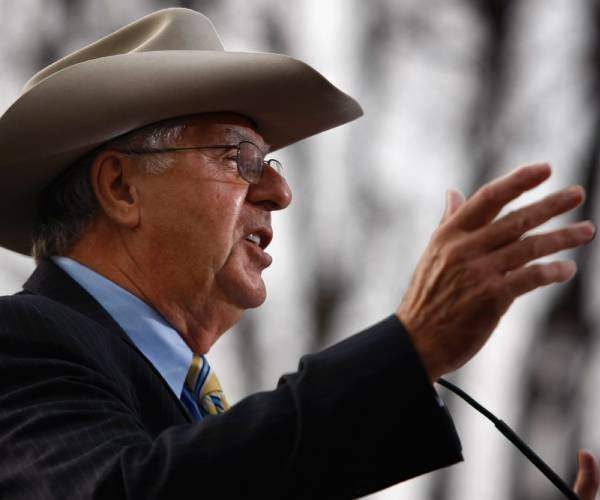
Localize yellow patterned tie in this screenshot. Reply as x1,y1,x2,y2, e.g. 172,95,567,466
182,355,230,419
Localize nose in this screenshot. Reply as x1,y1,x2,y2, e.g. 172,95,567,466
246,164,292,210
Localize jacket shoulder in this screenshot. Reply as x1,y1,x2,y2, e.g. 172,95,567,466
0,292,130,368
0,292,96,337
0,291,74,313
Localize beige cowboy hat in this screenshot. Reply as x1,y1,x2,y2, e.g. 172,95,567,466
0,7,362,256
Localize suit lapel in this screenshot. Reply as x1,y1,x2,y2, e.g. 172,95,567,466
22,259,193,422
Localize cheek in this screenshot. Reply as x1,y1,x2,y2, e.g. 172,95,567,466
142,181,248,269
200,185,247,248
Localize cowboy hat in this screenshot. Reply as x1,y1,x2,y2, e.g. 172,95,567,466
0,7,362,255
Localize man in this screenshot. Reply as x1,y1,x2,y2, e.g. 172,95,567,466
0,8,597,499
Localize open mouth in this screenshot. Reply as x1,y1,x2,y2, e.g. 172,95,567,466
243,228,272,250
245,234,261,246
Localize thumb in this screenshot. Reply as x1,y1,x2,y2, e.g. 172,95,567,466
574,449,600,500
440,188,465,224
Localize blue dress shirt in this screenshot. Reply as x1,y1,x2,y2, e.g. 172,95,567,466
52,256,193,399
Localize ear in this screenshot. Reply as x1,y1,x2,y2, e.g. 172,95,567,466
90,150,141,228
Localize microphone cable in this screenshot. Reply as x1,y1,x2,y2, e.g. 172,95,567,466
437,378,579,500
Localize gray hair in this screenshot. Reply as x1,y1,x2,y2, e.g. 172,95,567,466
31,119,187,262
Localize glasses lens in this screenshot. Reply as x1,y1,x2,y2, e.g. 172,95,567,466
238,142,263,183
267,159,284,178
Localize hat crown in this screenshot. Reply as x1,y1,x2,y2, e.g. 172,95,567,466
23,8,224,93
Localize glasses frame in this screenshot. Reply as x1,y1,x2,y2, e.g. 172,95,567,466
117,141,283,184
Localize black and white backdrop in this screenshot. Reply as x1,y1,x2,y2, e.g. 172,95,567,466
1,1,599,498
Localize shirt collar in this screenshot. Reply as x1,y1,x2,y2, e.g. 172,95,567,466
52,256,193,398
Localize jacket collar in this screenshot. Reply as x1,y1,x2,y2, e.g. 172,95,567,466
22,259,134,347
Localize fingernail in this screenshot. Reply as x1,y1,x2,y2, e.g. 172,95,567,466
563,185,584,200
575,221,596,238
529,162,551,175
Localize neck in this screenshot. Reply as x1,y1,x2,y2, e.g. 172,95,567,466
66,225,242,354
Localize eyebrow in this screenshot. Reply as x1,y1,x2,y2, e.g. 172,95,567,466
222,128,271,154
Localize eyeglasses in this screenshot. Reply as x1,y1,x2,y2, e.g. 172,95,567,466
118,141,283,184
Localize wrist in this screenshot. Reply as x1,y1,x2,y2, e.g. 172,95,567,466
394,312,443,382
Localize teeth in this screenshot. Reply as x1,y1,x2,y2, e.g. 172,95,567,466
245,234,261,246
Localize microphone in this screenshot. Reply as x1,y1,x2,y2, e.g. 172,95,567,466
437,378,579,500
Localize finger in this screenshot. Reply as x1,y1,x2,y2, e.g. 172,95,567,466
464,185,585,255
503,260,576,298
450,163,551,231
489,221,595,273
440,189,466,224
574,450,600,500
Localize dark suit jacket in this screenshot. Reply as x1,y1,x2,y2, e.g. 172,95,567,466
0,260,462,499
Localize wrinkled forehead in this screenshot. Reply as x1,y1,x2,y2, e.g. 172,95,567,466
178,113,271,153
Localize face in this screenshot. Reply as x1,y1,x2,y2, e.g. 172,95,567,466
130,113,292,327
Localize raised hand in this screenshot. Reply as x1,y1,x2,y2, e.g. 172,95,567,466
397,163,595,381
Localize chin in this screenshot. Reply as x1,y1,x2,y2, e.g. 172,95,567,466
221,276,267,310
239,283,267,309
216,255,269,309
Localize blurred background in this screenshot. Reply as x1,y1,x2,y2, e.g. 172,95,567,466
1,0,599,498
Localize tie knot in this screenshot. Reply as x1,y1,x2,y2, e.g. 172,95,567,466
185,354,209,393
183,354,230,417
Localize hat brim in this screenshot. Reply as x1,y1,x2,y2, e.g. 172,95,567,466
0,50,362,255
